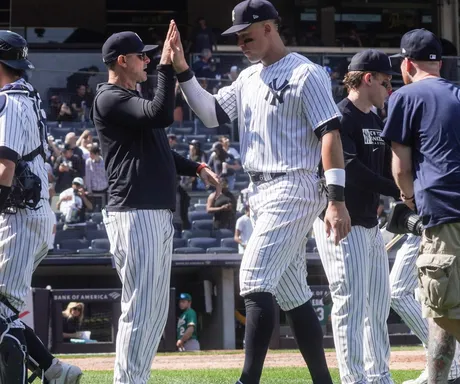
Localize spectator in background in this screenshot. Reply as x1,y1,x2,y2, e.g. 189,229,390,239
184,140,207,191
218,136,240,159
70,84,89,121
66,65,99,93
192,49,214,79
57,177,93,225
235,204,253,254
85,146,108,199
65,132,85,177
44,159,55,202
168,134,178,150
226,66,239,83
173,183,191,232
62,302,85,342
76,129,93,160
48,95,73,122
190,17,217,53
176,293,200,352
208,142,240,190
54,144,79,193
207,177,237,230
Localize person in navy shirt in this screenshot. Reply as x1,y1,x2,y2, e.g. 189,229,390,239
381,28,460,383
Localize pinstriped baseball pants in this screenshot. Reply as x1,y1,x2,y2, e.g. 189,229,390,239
103,209,174,384
390,234,460,379
0,203,54,325
313,221,392,384
240,170,326,311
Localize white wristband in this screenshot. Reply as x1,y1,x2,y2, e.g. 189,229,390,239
324,168,345,187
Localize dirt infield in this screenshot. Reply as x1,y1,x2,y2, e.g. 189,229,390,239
59,350,426,371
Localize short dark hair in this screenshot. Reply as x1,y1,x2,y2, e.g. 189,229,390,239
105,60,117,71
90,147,100,155
0,63,24,79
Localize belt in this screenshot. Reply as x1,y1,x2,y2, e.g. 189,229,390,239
248,172,286,185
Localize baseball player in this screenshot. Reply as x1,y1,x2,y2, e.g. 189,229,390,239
91,25,220,384
169,1,351,382
313,50,401,384
0,31,82,383
176,293,200,352
391,234,460,384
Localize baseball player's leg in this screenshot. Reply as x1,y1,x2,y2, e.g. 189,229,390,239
104,209,174,384
313,219,370,384
238,173,325,384
275,237,332,383
363,227,392,383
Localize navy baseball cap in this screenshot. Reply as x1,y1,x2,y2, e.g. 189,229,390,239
222,0,279,36
391,29,442,61
348,49,398,75
179,293,192,301
0,30,34,70
102,31,158,64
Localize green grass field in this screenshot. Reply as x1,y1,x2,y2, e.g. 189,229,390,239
33,367,421,383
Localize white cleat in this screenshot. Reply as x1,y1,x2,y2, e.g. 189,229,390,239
46,359,83,384
403,368,428,384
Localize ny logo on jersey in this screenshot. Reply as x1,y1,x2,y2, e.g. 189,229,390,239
265,78,290,106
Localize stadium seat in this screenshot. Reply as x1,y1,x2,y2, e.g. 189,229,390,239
188,211,212,223
173,238,187,249
86,230,108,241
54,229,85,244
85,212,92,221
221,238,238,250
85,222,98,231
181,229,212,240
76,248,107,255
188,237,219,249
91,239,111,251
206,247,237,254
192,219,214,231
214,229,234,240
234,181,249,191
56,222,65,231
58,239,90,251
173,127,194,135
90,212,103,224
185,134,207,143
55,212,63,222
173,247,205,254
193,204,207,211
306,238,317,253
97,223,106,231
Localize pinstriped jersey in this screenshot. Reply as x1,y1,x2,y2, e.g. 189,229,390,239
215,52,341,173
0,78,49,200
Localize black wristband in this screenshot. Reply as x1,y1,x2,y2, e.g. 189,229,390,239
327,184,345,202
176,68,194,83
0,185,12,211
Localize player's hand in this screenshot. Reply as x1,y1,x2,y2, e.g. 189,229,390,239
176,339,185,351
199,167,222,197
170,22,190,73
324,201,351,246
159,20,175,65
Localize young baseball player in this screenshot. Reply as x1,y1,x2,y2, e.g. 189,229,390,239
176,293,200,352
91,24,220,384
313,49,401,383
168,0,352,381
382,28,460,383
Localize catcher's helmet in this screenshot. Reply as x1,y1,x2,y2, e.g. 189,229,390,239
0,30,34,71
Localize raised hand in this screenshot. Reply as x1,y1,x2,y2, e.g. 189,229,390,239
169,22,189,73
159,20,175,65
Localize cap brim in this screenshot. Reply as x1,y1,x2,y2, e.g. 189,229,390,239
0,59,34,70
141,44,159,53
221,23,251,36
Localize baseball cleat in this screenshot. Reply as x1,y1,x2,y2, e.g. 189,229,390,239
403,368,427,384
46,360,83,384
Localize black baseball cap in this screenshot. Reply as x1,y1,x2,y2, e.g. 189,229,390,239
222,0,279,36
348,49,399,75
0,30,34,70
391,29,442,61
102,31,158,64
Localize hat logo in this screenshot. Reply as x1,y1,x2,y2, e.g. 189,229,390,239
430,54,436,60
253,14,259,19
232,9,235,22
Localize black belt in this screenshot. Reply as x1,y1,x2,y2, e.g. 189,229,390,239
248,172,286,185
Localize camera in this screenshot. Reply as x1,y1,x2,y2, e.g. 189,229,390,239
386,202,424,236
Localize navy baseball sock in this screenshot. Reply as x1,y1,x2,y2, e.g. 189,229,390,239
285,300,333,384
239,292,275,384
23,322,54,371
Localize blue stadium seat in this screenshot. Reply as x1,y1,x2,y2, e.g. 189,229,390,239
91,239,111,251
188,237,219,249
97,223,106,231
221,238,238,250
86,230,108,241
188,211,212,223
306,238,317,253
192,219,214,231
181,229,212,240
173,238,187,249
234,181,249,191
58,239,90,251
54,229,85,244
215,229,234,240
206,247,237,254
76,248,107,255
90,212,103,224
173,247,205,254
193,204,207,211
185,134,207,143
173,126,194,135
85,222,98,231
56,222,65,231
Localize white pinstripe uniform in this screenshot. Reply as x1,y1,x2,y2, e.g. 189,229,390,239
0,78,53,324
390,234,460,382
214,53,340,310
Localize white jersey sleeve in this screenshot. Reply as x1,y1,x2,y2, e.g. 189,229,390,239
214,78,239,122
0,93,25,156
301,65,341,131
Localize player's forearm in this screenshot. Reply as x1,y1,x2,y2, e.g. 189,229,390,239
391,142,414,199
180,327,194,343
177,70,219,128
321,130,344,171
